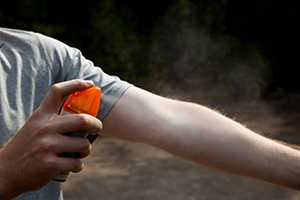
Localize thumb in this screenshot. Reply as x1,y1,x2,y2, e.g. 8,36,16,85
39,79,94,114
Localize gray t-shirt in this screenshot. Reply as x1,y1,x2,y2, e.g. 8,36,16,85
0,28,131,199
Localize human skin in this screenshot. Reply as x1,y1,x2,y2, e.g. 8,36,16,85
0,80,103,200
1,82,300,199
103,86,300,190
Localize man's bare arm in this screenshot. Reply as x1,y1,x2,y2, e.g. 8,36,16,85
103,86,300,189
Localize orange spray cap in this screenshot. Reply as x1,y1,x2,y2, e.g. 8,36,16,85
63,86,102,117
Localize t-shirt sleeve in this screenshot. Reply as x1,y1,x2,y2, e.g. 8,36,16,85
37,33,132,121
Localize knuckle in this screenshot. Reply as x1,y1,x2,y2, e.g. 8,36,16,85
77,115,102,132
73,79,84,86
38,136,54,153
37,124,51,136
43,156,58,171
77,115,90,127
50,84,61,96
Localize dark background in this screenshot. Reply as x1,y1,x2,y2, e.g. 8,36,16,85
1,0,299,98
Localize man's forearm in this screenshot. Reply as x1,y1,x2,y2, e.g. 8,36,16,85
151,101,300,189
104,87,300,190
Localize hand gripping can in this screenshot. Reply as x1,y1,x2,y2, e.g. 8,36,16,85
53,85,102,182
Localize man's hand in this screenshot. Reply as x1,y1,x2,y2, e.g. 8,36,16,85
0,80,102,199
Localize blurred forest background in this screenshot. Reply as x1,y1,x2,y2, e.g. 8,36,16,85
1,0,300,199
1,0,299,100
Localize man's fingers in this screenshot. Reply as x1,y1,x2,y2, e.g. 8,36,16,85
53,134,92,158
40,79,94,114
51,114,103,134
54,157,84,173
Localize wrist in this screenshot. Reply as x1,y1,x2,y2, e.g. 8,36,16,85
0,153,16,200
0,186,14,200
0,170,11,199
0,183,11,200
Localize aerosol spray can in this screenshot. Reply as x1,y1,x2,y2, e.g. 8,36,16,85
53,85,102,182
